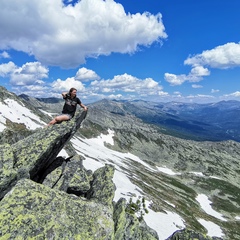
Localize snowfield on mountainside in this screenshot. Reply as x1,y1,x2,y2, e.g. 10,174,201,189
0,98,45,131
57,130,226,239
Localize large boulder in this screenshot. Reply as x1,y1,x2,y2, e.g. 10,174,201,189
0,178,114,239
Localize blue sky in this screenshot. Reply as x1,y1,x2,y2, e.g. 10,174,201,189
0,0,239,104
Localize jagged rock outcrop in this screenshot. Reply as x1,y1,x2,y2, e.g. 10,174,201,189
0,111,159,239
113,198,159,240
166,229,222,240
0,111,87,199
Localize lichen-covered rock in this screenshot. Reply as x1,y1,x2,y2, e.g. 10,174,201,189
113,198,128,239
86,164,116,207
0,178,114,239
42,157,92,193
0,144,18,199
113,198,159,240
68,166,92,195
42,166,63,188
0,120,34,145
166,229,223,240
13,120,74,177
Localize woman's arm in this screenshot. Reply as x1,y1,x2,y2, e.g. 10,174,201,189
62,92,69,98
80,103,88,111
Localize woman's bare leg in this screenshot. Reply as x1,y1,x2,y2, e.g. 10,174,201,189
47,115,70,126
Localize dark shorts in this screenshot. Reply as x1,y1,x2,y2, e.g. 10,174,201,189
60,113,73,120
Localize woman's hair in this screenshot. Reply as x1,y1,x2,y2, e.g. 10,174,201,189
69,87,77,93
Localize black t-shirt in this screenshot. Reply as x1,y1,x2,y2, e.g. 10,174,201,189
62,95,81,117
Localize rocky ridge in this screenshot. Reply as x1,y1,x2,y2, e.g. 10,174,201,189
0,111,159,239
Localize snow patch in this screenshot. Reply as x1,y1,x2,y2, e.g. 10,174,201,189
0,98,45,131
39,109,57,117
97,129,114,146
210,176,222,180
190,171,204,176
157,166,179,175
198,218,224,238
144,207,185,240
58,149,69,158
196,194,226,221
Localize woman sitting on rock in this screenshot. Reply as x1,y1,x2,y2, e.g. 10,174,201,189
47,87,88,126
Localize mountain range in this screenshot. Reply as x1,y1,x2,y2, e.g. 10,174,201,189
0,85,240,239
21,93,240,142
97,99,240,142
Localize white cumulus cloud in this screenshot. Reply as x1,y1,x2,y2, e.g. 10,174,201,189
165,42,240,86
211,89,219,93
91,73,163,97
52,77,85,92
192,84,203,88
224,91,240,97
185,42,240,69
164,73,187,86
0,61,17,77
0,0,167,68
10,62,48,86
0,51,10,59
75,67,100,82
